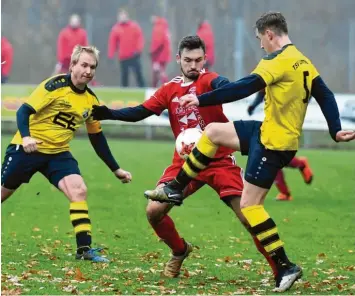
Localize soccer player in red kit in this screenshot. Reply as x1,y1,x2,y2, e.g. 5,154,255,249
92,36,278,278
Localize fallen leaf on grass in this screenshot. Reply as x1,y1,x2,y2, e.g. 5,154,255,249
303,281,312,289
62,285,78,294
74,268,86,282
65,269,75,277
1,287,22,296
183,269,189,278
206,276,218,281
140,252,161,262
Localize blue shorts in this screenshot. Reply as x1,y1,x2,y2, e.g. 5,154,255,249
1,144,81,190
233,120,296,189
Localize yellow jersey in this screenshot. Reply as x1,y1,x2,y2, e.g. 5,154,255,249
11,74,102,154
252,44,319,150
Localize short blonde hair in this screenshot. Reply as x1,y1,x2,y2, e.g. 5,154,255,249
70,45,100,68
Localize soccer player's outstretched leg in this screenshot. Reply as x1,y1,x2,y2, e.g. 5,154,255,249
145,12,355,291
92,35,280,279
1,45,132,263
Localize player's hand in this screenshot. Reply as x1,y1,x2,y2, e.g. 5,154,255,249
22,136,43,153
180,94,199,107
247,105,255,116
113,168,132,184
92,105,112,120
335,130,355,142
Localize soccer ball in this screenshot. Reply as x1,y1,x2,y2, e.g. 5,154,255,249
176,128,203,160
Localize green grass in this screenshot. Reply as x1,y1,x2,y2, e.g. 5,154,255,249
1,136,355,295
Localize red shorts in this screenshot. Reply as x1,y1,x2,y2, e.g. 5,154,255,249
157,155,244,199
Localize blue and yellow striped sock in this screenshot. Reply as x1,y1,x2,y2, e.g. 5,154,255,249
70,201,92,253
175,132,218,187
242,205,290,268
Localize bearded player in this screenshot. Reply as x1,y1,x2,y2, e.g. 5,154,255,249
92,36,279,278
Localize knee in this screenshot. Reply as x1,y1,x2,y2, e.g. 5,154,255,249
205,123,219,143
146,203,165,226
70,183,88,202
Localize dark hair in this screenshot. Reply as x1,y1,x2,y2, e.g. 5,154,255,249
178,35,206,55
255,12,288,36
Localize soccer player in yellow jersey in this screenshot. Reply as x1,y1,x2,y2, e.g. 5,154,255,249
1,45,132,263
145,12,355,291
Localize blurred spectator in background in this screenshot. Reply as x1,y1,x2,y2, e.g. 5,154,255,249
1,36,14,83
196,19,215,71
55,14,88,74
150,15,171,87
108,9,145,87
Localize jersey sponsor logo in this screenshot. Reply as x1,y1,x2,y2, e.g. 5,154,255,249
53,112,76,131
171,91,206,132
57,99,72,108
174,105,206,132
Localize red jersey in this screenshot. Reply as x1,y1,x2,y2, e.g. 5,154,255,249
1,37,13,76
57,26,88,64
108,21,144,60
197,21,215,67
143,71,234,162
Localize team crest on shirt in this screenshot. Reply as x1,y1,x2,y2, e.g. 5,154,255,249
82,109,90,119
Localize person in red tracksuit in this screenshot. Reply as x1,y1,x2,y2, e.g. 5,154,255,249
150,16,171,87
1,37,14,83
108,9,145,87
55,14,88,74
196,20,215,71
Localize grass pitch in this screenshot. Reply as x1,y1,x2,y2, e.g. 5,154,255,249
1,136,354,295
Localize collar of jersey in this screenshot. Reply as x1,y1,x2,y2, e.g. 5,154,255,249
263,43,294,60
67,74,87,94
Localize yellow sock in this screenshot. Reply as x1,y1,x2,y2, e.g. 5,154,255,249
181,132,218,178
242,205,284,254
196,132,219,158
70,201,92,249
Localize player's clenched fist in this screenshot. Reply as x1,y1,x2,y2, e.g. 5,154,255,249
180,94,199,107
114,168,132,184
22,136,43,153
335,130,355,142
